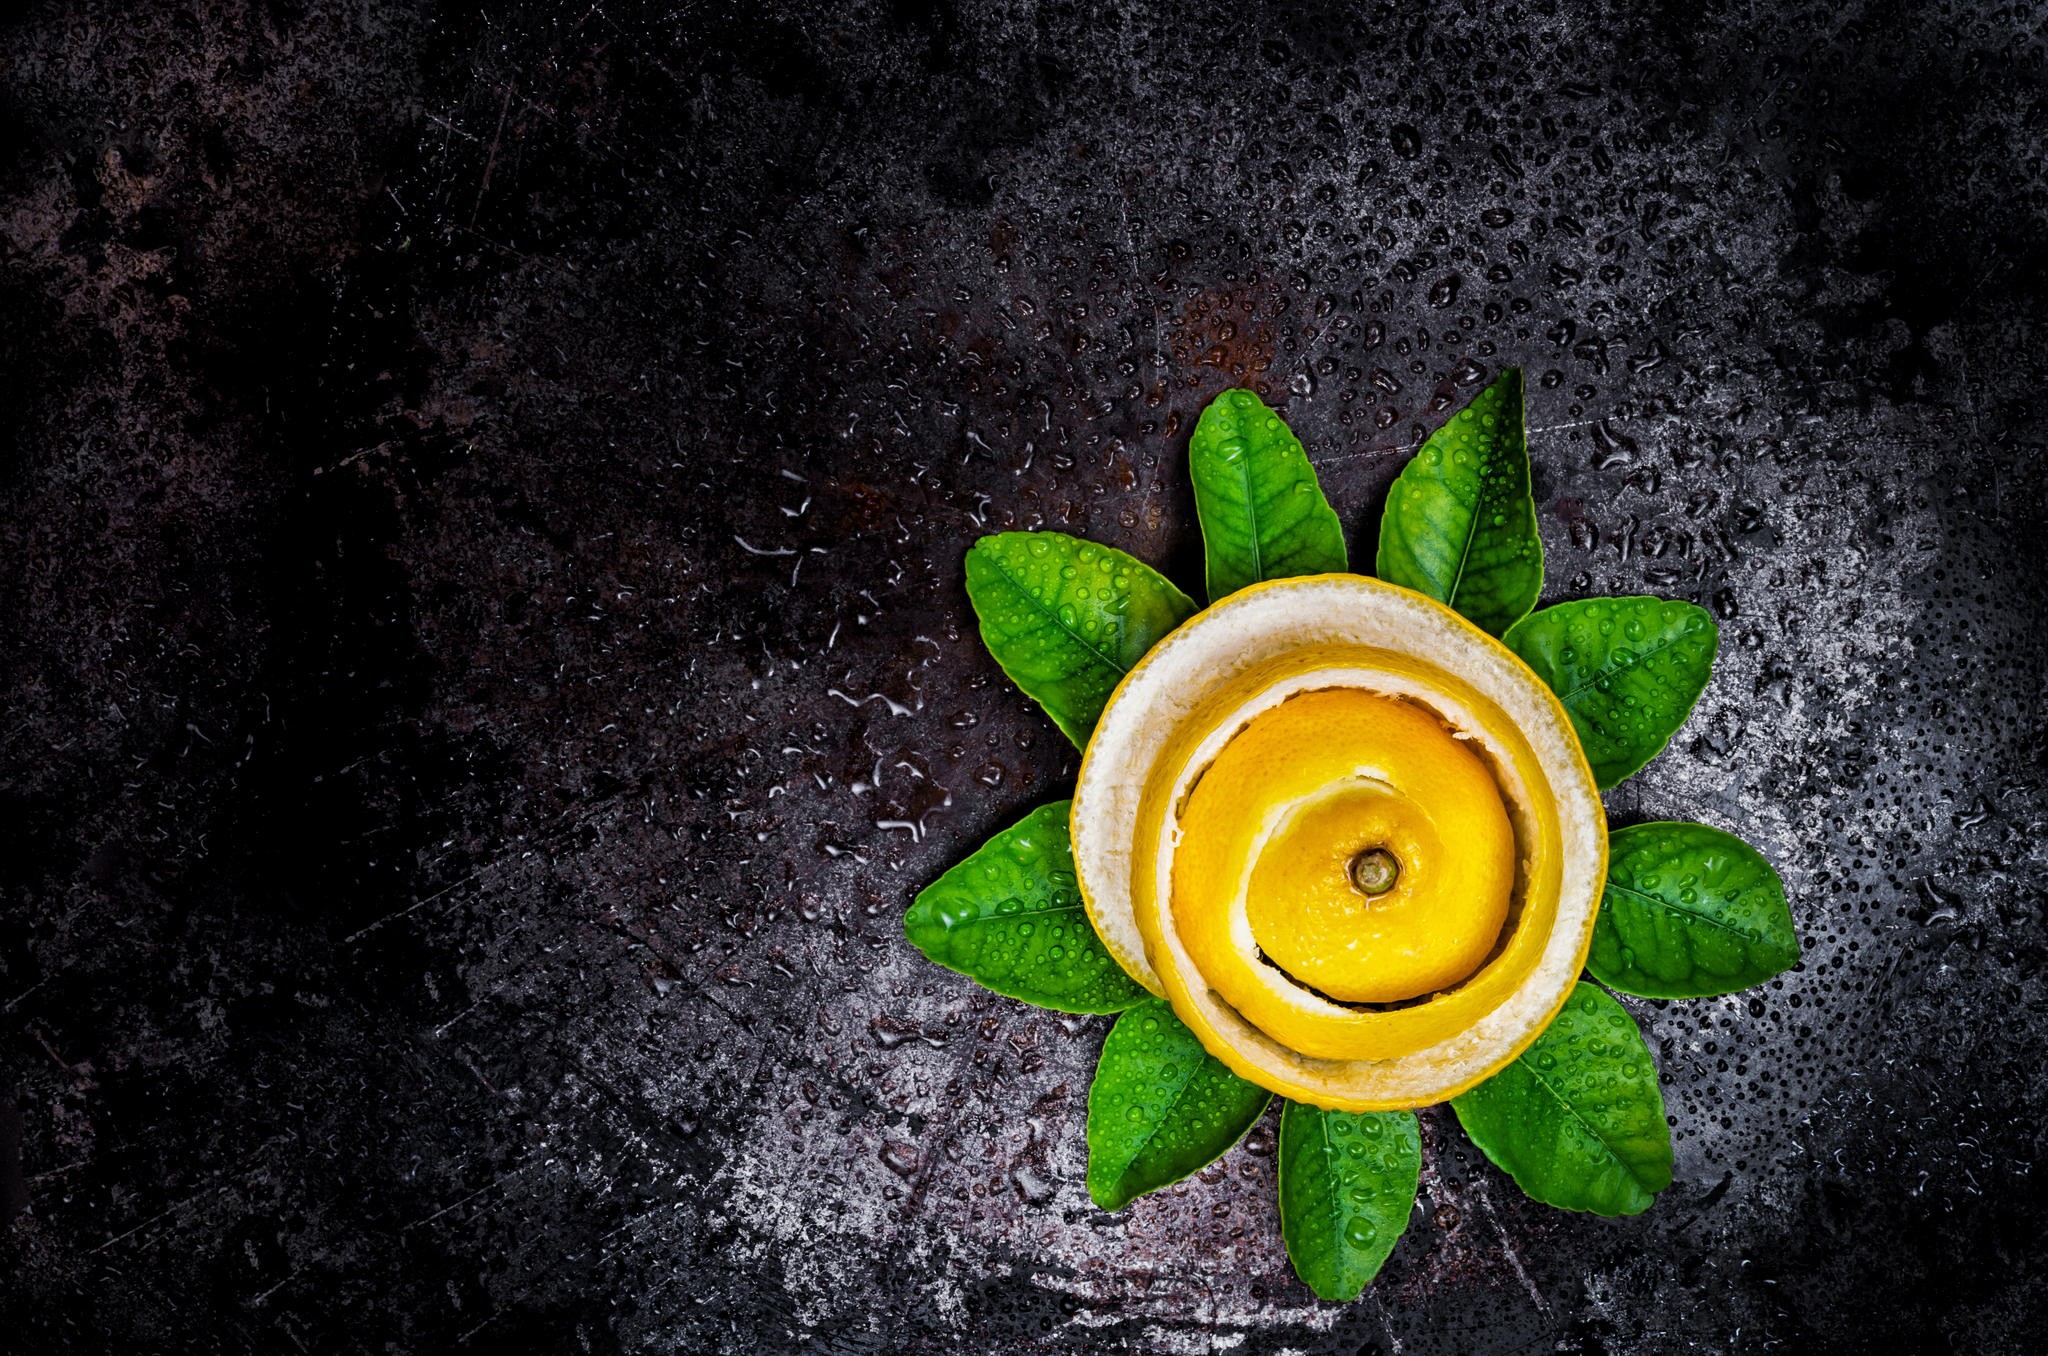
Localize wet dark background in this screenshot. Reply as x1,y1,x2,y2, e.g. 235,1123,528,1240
3,1,2046,1351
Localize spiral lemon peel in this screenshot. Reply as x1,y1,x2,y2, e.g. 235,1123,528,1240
1181,686,1516,1010
1071,574,1607,1111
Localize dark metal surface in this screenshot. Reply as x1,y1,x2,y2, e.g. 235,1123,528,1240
3,2,2045,1351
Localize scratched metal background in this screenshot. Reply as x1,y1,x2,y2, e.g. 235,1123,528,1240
3,1,2045,1352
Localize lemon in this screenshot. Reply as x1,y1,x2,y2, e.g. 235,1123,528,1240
1070,574,1606,1111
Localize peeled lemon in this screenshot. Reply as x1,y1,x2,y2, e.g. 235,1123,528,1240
1070,574,1606,1111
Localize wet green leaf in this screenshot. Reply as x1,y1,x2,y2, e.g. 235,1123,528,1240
905,801,1148,1014
965,531,1196,748
1452,982,1672,1216
1504,596,1719,787
1375,368,1543,636
1590,821,1799,999
1189,388,1347,602
1087,999,1270,1211
1277,1102,1419,1301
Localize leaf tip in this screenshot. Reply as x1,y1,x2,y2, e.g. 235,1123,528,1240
1085,1172,1127,1213
1306,1276,1367,1304
901,884,940,953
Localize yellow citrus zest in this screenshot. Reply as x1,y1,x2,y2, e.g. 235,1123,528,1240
1073,574,1607,1111
1176,687,1515,1009
1133,641,1565,1063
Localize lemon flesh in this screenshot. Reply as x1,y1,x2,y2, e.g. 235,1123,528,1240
1070,575,1606,1111
1177,687,1515,1009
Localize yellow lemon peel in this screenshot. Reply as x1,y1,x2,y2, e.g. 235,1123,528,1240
1071,574,1606,1111
1179,686,1516,1009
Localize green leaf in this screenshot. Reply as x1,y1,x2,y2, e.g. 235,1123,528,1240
964,532,1196,748
1277,1102,1419,1301
1086,998,1271,1211
1451,982,1672,1216
1589,821,1799,999
905,801,1149,1014
1374,367,1543,636
1504,596,1719,788
1189,388,1348,602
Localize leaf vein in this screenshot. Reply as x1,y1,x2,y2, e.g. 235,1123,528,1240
1107,1059,1208,1197
1606,880,1784,948
935,904,1093,942
1235,457,1264,582
1314,1110,1348,1258
1519,1060,1658,1191
1555,626,1697,703
979,551,1125,676
1440,462,1485,608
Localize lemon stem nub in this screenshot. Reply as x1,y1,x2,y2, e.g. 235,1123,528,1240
1349,848,1400,896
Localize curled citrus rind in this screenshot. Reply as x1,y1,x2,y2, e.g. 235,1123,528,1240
1071,574,1606,1111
